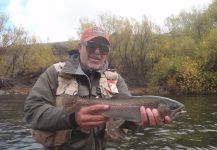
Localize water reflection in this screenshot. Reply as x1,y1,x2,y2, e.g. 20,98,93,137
0,120,42,149
0,95,216,149
0,95,43,149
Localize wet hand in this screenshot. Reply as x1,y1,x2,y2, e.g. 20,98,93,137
75,104,109,129
139,106,172,127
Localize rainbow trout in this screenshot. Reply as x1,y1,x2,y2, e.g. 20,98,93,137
60,94,186,122
59,95,186,140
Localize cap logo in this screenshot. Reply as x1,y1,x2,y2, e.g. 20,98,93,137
92,27,105,36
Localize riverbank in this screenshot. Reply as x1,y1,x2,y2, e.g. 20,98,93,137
0,81,215,96
0,85,168,96
0,85,31,95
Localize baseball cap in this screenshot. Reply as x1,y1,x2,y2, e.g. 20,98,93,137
80,26,110,44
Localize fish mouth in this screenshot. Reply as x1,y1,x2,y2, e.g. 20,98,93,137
171,106,187,119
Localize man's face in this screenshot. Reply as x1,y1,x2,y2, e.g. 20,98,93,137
79,37,110,70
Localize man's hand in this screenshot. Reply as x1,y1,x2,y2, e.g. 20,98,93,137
139,106,172,127
75,104,109,129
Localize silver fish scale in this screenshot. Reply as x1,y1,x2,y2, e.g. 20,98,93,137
103,105,141,122
75,95,185,122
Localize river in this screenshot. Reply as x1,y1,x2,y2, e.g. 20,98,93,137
0,94,216,150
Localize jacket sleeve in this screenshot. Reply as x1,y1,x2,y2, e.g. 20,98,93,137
24,65,77,131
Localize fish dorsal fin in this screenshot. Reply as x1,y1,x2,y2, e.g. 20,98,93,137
110,93,131,99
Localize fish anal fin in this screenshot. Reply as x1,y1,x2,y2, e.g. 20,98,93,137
106,119,127,140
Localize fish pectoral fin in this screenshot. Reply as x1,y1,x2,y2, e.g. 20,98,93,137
106,119,128,140
105,128,128,140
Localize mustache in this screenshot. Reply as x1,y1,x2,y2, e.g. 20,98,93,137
89,54,102,60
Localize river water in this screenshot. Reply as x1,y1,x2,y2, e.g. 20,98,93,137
0,94,216,150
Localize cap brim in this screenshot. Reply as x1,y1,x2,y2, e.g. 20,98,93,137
81,36,110,45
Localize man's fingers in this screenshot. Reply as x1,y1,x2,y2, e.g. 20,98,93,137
139,107,173,128
146,108,156,126
152,108,161,125
164,116,172,124
140,106,148,126
75,104,109,129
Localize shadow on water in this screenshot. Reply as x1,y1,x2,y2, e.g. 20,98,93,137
0,94,217,149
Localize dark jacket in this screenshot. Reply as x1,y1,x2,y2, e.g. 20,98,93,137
24,54,131,149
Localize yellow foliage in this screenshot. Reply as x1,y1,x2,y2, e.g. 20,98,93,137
24,44,57,73
176,57,203,93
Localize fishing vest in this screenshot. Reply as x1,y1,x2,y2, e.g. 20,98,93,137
31,62,119,147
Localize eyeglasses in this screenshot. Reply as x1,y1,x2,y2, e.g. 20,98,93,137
81,41,110,55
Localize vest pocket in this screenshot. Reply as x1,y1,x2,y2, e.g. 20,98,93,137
31,129,72,147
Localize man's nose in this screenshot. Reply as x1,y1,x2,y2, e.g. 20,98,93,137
94,48,101,54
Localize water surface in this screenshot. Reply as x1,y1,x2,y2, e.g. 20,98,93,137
0,94,216,150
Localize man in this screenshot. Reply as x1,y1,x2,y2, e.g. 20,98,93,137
24,26,171,150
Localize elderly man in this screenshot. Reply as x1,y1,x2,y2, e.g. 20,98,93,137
24,26,171,150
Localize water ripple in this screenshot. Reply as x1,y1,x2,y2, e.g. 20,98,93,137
1,95,217,149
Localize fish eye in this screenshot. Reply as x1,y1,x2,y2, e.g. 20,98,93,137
170,105,177,109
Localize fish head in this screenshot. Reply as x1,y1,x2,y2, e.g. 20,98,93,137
158,97,186,119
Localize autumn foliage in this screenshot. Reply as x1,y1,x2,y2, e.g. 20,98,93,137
0,1,217,94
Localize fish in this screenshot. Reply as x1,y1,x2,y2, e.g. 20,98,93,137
60,94,186,122
58,94,186,140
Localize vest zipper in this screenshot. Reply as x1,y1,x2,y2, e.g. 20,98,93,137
83,71,94,98
88,71,95,98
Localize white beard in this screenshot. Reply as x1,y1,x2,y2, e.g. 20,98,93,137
86,62,104,70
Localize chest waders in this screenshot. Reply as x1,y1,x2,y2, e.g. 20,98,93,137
31,62,121,148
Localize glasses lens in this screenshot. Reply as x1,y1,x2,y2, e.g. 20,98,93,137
86,42,98,53
85,41,109,55
99,44,109,55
